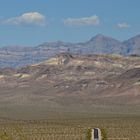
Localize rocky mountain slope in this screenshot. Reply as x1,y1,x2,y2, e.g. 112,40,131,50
123,34,140,55
0,34,140,68
0,53,140,109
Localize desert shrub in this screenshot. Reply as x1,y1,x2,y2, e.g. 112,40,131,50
0,132,13,140
86,128,92,140
101,128,107,140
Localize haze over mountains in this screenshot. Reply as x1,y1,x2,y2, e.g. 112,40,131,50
0,34,140,68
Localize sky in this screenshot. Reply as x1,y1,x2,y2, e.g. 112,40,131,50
0,0,140,47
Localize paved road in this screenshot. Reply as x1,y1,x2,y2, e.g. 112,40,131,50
91,128,101,140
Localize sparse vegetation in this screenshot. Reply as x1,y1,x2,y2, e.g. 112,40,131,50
0,117,139,140
86,128,92,140
101,128,107,140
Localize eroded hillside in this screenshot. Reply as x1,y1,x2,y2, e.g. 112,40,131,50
0,53,140,118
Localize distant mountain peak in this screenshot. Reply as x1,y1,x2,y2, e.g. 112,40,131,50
89,34,105,41
123,34,140,55
88,34,118,42
131,34,140,39
123,34,140,42
95,34,106,38
88,34,123,45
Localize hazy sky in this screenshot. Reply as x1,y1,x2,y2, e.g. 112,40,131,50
0,0,140,46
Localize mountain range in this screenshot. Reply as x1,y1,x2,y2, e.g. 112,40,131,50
0,34,140,68
0,53,140,119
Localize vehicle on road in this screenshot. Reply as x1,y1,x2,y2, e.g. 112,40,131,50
92,128,101,140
